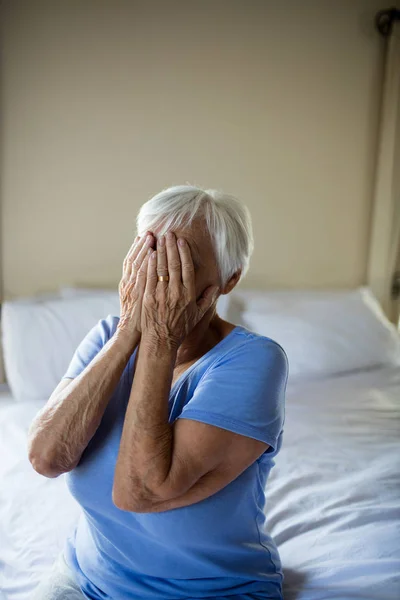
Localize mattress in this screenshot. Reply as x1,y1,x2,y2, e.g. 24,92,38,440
0,367,399,600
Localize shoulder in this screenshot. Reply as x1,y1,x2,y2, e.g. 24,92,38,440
63,315,121,379
221,326,287,366
91,314,120,344
210,326,289,380
191,327,288,418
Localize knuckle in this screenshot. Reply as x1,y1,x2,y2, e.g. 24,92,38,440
144,291,155,303
169,259,181,270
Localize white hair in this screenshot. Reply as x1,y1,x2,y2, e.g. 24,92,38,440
136,185,254,285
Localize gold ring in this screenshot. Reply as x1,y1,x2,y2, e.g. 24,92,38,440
158,275,169,282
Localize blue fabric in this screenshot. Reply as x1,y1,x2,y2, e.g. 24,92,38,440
62,315,288,600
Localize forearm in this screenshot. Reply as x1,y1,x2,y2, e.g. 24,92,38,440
131,468,223,513
28,328,139,477
113,334,177,507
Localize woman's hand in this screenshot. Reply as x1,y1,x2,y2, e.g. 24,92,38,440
117,233,154,337
141,232,219,349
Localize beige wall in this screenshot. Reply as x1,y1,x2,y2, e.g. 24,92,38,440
0,0,387,299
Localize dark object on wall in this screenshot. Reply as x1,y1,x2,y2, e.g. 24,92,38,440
375,7,400,36
391,271,400,299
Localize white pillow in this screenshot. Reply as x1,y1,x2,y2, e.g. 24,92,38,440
59,286,116,298
60,286,233,320
238,287,400,378
1,292,121,403
1,286,234,403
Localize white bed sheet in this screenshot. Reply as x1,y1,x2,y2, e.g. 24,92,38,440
0,368,399,600
267,366,400,600
0,390,80,600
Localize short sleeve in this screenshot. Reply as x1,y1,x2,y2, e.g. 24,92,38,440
178,337,288,453
62,315,119,380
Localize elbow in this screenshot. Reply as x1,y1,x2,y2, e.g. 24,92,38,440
29,455,61,478
28,442,73,479
112,485,137,512
112,480,152,513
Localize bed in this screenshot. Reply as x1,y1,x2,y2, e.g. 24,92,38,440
0,287,399,600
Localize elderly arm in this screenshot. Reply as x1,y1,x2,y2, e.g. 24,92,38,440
28,328,138,478
113,336,175,508
28,233,155,479
112,336,268,512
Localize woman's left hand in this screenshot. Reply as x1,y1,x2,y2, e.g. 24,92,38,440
141,232,219,349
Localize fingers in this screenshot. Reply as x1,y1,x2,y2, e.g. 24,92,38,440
124,233,154,280
177,237,195,298
136,249,152,300
134,234,154,273
197,285,219,318
124,232,152,261
123,236,139,279
145,250,158,296
166,232,182,287
124,234,145,266
125,235,141,262
156,236,168,281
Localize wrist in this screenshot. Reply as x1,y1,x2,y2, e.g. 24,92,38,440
141,331,180,357
114,325,141,354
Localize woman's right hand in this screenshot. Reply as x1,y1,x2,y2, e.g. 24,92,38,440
117,233,155,337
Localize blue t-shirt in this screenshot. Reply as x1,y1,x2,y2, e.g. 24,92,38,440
62,315,288,600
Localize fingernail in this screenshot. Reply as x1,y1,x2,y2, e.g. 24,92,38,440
178,238,185,247
147,247,152,255
146,234,152,243
167,231,174,240
158,235,165,247
151,251,157,260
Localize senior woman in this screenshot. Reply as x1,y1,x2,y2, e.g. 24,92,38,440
28,185,288,600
